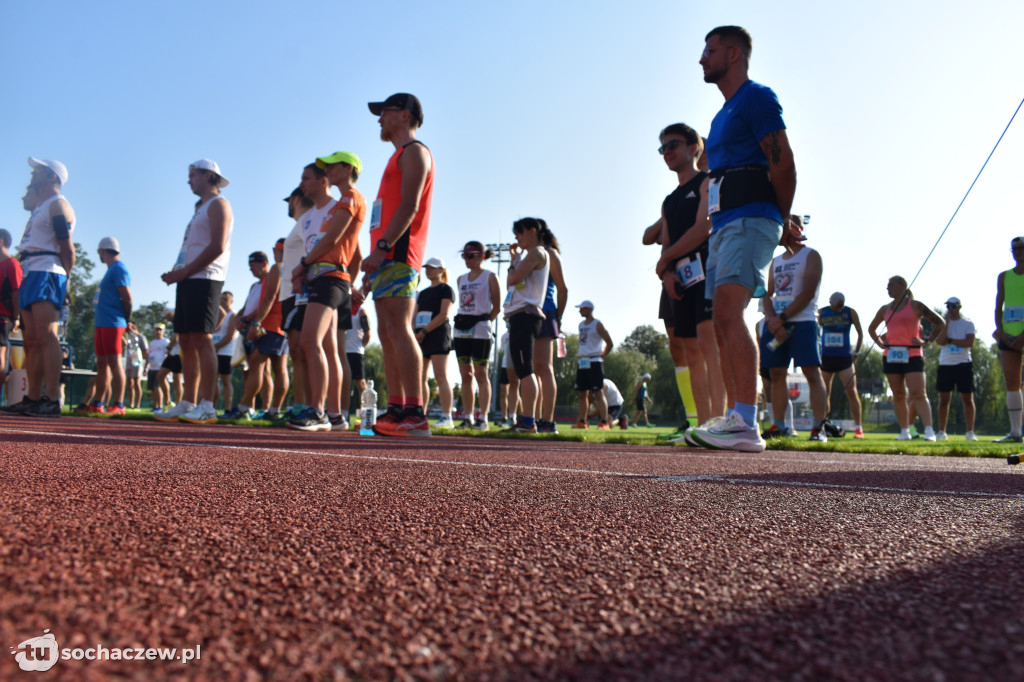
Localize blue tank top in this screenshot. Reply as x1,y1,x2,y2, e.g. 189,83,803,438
819,305,853,357
542,247,556,312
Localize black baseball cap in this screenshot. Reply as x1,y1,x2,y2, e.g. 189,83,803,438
368,93,423,127
283,187,303,203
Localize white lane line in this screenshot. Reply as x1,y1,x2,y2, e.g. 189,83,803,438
4,426,1022,500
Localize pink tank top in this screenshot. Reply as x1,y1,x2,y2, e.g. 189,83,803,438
884,302,923,358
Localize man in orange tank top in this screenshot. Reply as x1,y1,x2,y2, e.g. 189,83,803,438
362,93,435,437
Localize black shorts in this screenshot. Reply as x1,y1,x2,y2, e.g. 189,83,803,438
821,355,854,373
0,318,10,346
307,275,350,311
538,309,558,339
575,359,604,392
282,296,307,332
174,278,223,334
420,324,452,357
671,280,713,339
254,331,287,357
883,355,925,375
454,337,492,365
161,355,182,374
508,312,543,378
659,289,674,324
937,363,974,393
147,369,160,387
608,404,622,419
217,354,232,375
347,352,365,381
499,367,509,385
998,340,1021,353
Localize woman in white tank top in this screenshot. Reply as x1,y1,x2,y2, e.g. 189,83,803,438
454,241,501,429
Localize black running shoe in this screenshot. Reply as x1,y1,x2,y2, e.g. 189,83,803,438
1,397,37,416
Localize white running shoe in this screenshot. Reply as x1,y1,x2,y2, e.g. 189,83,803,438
689,413,765,452
180,403,218,425
965,431,978,441
154,402,192,422
896,430,912,441
474,420,489,432
682,416,727,446
923,426,937,442
434,417,455,429
935,431,948,441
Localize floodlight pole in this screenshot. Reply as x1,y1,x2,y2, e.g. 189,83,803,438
486,242,513,418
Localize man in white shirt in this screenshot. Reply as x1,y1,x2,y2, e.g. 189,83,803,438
935,297,977,441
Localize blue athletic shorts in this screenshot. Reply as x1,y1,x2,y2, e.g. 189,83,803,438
705,217,782,300
763,320,822,369
20,271,67,310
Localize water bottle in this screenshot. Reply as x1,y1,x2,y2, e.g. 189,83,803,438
359,380,377,435
556,333,567,359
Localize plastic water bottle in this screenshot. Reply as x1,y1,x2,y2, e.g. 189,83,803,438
556,333,567,359
359,380,377,435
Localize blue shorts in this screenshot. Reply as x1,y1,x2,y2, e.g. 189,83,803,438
20,271,67,310
254,330,287,358
763,320,822,369
705,217,782,300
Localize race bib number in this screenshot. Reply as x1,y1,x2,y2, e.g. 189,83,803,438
295,292,309,306
708,177,722,215
823,333,844,347
1005,306,1024,324
675,254,705,289
173,247,187,271
212,331,224,344
888,346,910,363
947,345,964,354
773,298,792,314
369,198,382,231
454,327,474,338
503,288,514,305
578,357,591,369
415,312,432,329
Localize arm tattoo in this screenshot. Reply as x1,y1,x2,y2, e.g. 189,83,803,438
763,130,783,165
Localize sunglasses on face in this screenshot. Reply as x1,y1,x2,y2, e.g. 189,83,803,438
658,139,688,155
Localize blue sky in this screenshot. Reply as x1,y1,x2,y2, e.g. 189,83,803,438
2,0,1023,349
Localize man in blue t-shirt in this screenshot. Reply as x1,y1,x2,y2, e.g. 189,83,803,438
687,25,798,453
91,236,133,415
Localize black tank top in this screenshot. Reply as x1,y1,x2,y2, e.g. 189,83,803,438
662,171,709,265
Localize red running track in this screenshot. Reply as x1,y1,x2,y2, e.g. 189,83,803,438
2,415,1024,681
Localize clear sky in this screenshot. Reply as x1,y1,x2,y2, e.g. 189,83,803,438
2,0,1023,349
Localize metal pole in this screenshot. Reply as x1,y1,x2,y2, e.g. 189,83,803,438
486,242,513,419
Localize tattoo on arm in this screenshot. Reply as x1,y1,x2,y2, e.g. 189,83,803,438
763,130,783,165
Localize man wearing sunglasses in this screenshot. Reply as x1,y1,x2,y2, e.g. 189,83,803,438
688,26,797,453
935,297,977,441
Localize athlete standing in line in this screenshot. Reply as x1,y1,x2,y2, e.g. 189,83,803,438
993,236,1024,443
689,26,798,452
453,242,501,431
414,257,455,428
0,228,23,397
935,296,977,441
363,93,434,437
2,158,75,418
158,159,234,425
819,292,865,438
280,187,314,421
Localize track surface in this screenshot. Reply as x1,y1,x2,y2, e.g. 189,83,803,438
2,416,1024,681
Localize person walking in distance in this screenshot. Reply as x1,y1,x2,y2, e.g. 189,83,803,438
157,159,234,424
362,93,435,437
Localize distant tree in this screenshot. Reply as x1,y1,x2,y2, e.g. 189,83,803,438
363,343,386,407
620,325,667,360
64,243,96,369
554,333,578,405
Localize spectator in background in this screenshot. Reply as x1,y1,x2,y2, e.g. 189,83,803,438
147,322,170,410
414,257,455,429
935,297,977,441
819,292,865,438
89,237,132,415
212,291,237,411
344,302,371,423
635,373,653,427
123,322,148,409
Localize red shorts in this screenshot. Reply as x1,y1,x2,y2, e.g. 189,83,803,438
95,327,126,356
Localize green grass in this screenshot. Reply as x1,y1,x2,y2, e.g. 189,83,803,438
62,408,1023,459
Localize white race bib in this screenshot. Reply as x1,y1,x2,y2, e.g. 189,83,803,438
708,177,722,215
888,346,910,363
415,312,432,329
823,333,844,347
675,254,706,289
369,198,382,232
1005,306,1024,324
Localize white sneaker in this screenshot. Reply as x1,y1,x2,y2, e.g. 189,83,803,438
154,402,192,422
682,416,726,446
434,417,455,429
180,403,218,424
896,430,912,441
474,420,489,432
965,431,978,441
935,431,948,441
689,413,765,452
923,427,937,442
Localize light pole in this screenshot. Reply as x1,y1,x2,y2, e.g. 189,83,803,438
486,242,513,418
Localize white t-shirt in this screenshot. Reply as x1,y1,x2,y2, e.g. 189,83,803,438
456,271,495,340
345,308,370,354
280,219,305,301
18,194,75,274
603,379,623,407
769,247,819,323
148,337,169,368
939,318,975,365
213,309,235,357
578,318,605,358
300,199,338,257
242,281,262,317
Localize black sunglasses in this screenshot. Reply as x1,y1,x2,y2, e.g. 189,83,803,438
658,139,689,156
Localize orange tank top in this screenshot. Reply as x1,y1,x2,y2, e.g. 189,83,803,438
371,141,434,271
318,188,366,282
260,276,283,335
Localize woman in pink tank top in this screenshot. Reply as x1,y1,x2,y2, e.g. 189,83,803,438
867,276,946,441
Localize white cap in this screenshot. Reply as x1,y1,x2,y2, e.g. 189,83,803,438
98,237,120,253
424,257,445,269
28,157,69,186
190,158,230,187
575,299,595,310
643,373,651,380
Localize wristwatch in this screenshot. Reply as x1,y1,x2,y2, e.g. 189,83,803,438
778,312,788,323
376,238,391,252
299,256,307,267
